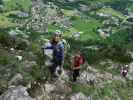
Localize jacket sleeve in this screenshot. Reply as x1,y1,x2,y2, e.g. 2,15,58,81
42,42,53,49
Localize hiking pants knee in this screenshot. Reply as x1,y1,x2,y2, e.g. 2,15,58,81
50,63,61,76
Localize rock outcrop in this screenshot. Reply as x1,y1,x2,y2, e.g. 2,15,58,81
0,86,35,100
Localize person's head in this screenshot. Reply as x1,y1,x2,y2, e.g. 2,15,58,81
125,64,129,69
52,30,62,42
75,50,81,57
77,50,81,54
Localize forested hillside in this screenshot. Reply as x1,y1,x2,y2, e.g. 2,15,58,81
0,0,133,100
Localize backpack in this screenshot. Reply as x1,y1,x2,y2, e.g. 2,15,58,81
79,56,85,65
74,55,85,67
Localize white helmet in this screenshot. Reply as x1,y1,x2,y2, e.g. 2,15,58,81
125,65,128,68
54,30,62,35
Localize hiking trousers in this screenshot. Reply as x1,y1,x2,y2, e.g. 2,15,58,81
49,61,62,77
73,69,80,81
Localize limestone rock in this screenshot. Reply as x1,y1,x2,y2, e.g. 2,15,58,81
8,73,23,86
0,86,35,100
70,92,91,100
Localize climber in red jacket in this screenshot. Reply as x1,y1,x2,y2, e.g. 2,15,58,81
71,50,85,82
